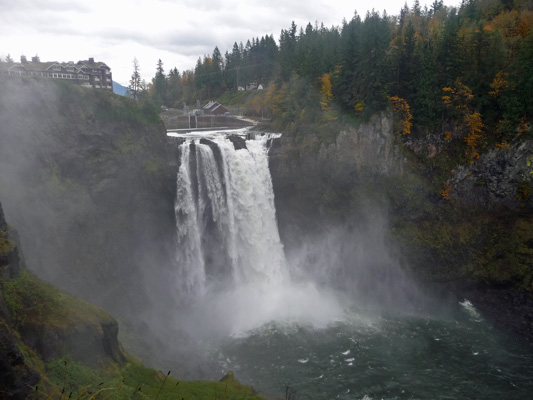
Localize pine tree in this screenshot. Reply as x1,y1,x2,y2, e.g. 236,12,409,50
129,57,141,100
153,59,167,106
167,67,182,107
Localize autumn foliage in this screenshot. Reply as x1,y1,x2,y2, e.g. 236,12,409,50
442,80,485,164
320,73,333,110
390,96,412,135
440,181,452,200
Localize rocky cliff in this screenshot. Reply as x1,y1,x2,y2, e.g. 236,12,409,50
268,112,533,340
269,111,409,249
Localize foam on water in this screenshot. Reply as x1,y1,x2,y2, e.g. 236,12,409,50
459,299,483,322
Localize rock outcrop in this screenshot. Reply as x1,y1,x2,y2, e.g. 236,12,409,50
450,140,533,209
269,111,407,245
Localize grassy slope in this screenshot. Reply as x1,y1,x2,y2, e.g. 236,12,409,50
1,270,264,400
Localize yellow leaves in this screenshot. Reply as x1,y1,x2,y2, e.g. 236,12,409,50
319,73,333,110
444,131,453,141
442,81,474,111
442,87,453,106
440,182,452,200
354,101,365,114
390,96,412,135
489,72,511,98
318,73,337,121
464,112,484,163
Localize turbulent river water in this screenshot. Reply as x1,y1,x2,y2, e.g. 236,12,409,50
169,129,533,400
216,304,533,399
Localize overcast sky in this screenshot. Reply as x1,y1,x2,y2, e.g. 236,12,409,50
0,0,460,86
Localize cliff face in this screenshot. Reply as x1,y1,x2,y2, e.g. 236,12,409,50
269,111,409,249
0,76,177,318
268,113,533,339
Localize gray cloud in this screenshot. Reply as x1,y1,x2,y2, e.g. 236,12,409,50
0,0,458,84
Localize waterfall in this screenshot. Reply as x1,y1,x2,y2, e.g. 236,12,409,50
171,129,346,336
174,132,286,295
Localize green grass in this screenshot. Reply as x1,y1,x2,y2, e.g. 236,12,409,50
217,90,264,108
2,270,59,328
2,268,114,331
39,356,263,400
1,269,265,400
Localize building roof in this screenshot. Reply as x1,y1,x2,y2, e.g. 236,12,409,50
0,57,110,74
203,101,228,114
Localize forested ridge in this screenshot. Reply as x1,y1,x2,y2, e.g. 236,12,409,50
145,0,532,149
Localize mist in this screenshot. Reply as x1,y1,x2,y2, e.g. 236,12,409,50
119,129,437,382
0,77,433,382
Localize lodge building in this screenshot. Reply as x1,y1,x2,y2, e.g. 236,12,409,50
0,56,113,91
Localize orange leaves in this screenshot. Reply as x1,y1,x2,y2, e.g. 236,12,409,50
389,96,412,135
518,118,530,136
440,182,452,200
442,81,484,164
495,141,510,150
486,10,533,39
441,81,473,113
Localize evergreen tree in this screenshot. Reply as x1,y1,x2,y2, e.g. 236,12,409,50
129,57,141,100
153,59,167,106
333,13,363,112
278,21,298,81
167,67,182,107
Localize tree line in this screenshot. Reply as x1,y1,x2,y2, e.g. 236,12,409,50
133,0,532,143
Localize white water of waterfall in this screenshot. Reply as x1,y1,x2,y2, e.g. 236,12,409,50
172,130,347,336
175,134,286,294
